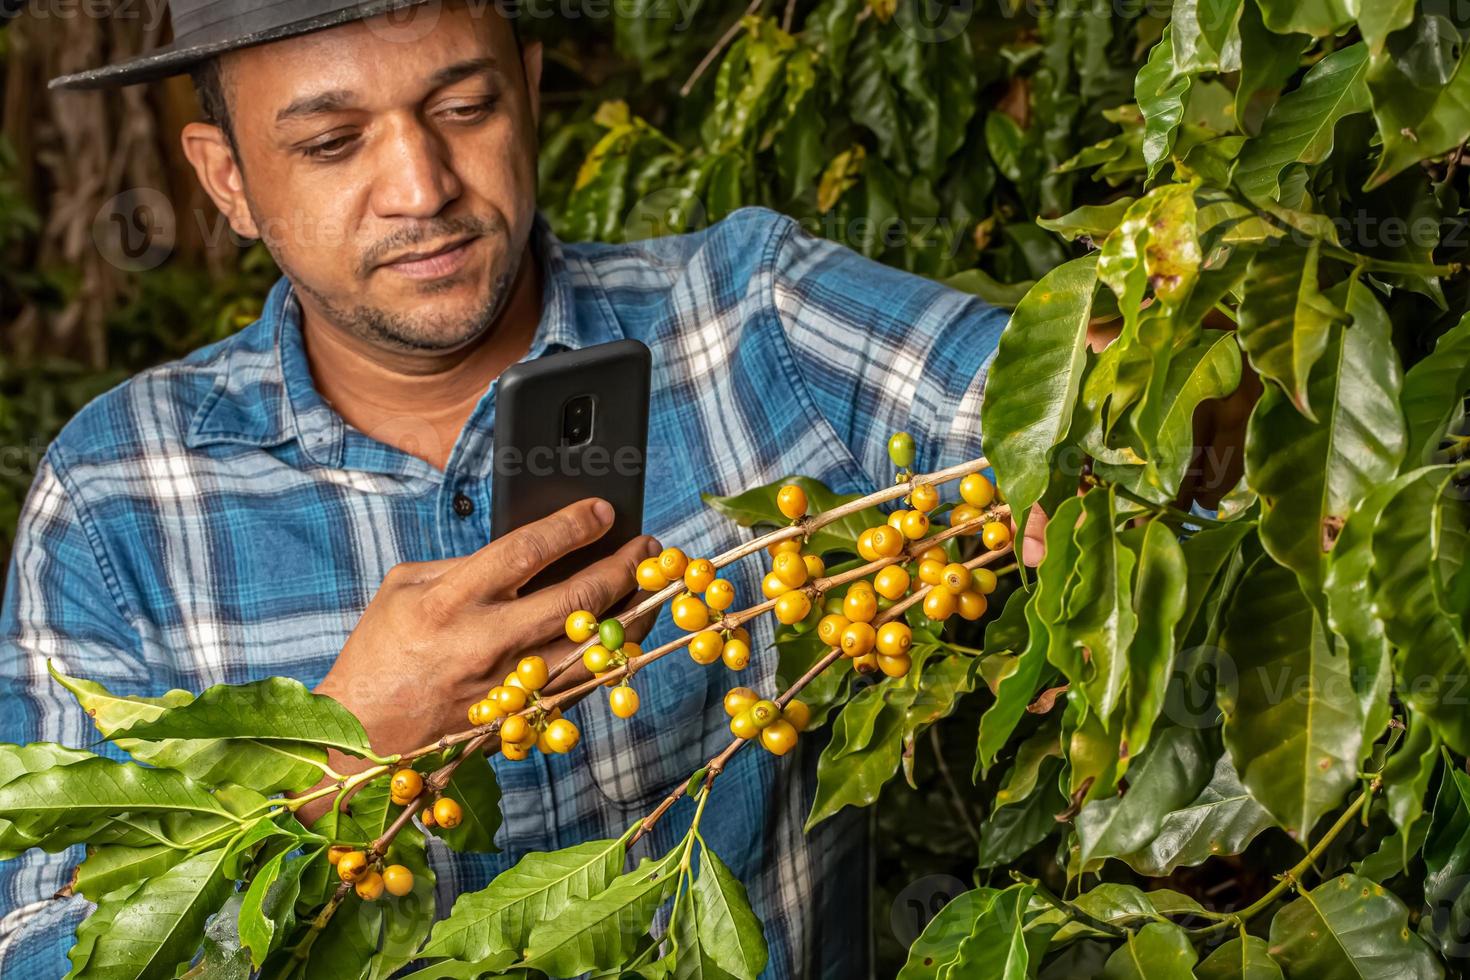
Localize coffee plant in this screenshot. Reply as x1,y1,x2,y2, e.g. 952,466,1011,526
7,0,1470,977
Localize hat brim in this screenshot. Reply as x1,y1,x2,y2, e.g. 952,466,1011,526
49,0,434,90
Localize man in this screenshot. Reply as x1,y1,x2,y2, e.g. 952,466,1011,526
0,2,1010,976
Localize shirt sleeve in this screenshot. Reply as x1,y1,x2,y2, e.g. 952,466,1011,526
0,451,145,978
767,214,1010,484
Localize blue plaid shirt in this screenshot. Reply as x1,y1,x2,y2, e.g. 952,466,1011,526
0,205,1005,978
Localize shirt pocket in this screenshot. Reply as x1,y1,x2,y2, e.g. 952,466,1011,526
576,626,712,809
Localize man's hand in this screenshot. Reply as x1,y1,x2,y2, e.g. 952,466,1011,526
316,498,659,767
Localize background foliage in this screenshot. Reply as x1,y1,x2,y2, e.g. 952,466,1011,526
4,0,1470,977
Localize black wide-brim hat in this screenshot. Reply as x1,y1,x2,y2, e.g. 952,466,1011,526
48,0,437,90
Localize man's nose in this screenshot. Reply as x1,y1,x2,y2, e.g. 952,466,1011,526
370,116,463,219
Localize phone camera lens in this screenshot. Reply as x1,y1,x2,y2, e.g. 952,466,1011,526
562,396,595,446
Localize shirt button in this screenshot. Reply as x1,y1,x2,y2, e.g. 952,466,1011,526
452,492,475,518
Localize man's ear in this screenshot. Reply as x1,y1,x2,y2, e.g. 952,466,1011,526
180,123,259,240
521,39,543,129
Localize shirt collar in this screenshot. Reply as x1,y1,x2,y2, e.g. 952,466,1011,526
186,208,622,470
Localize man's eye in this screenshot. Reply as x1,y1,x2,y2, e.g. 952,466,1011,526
442,99,497,122
301,135,356,160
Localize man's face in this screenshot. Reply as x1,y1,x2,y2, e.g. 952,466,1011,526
216,3,541,353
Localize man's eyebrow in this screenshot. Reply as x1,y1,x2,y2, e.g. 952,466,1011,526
274,59,501,125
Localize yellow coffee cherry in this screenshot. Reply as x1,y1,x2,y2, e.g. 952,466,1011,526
657,547,689,580
534,730,554,755
888,510,909,531
383,865,415,898
817,614,850,647
672,595,711,631
390,769,423,805
493,685,527,714
706,579,736,611
684,559,716,593
772,551,808,588
610,684,640,718
950,503,982,534
761,719,799,756
874,566,911,601
748,699,781,730
544,718,580,753
777,484,809,520
327,845,353,866
337,851,369,883
982,522,1012,550
918,546,948,564
762,572,791,600
782,699,812,732
857,528,881,562
957,590,988,621
852,652,880,674
730,709,761,741
923,588,958,621
500,714,530,746
940,563,972,594
619,642,643,673
503,738,532,761
689,630,724,665
972,567,998,595
900,510,931,541
583,643,614,674
843,588,878,624
517,656,549,691
722,637,752,670
918,559,946,587
878,653,912,678
960,473,996,508
468,698,501,726
775,591,812,626
636,557,670,592
724,687,758,717
876,621,913,658
565,609,598,643
432,799,461,828
840,621,876,658
910,483,939,513
767,539,803,557
356,870,385,901
869,525,905,559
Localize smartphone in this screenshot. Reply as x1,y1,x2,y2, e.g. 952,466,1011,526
491,339,651,593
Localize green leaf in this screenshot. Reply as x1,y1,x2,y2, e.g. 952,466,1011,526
1236,240,1347,417
1268,874,1442,978
1036,883,1203,945
1219,558,1360,838
993,720,1062,810
806,682,905,829
1137,30,1193,178
1401,313,1470,465
75,844,191,903
692,846,767,980
979,254,1098,517
1254,0,1354,36
421,836,627,962
895,890,993,980
975,586,1057,776
521,847,682,975
1422,758,1470,957
1100,922,1198,979
369,819,437,980
1234,43,1370,202
977,756,1065,869
1371,468,1470,754
1195,936,1283,980
68,847,235,980
114,677,378,758
432,750,502,853
1380,711,1440,876
1368,35,1470,187
53,668,333,794
239,845,317,968
945,883,1034,979
1359,0,1415,57
0,756,232,837
1117,751,1275,876
1235,1,1308,134
773,626,849,730
1076,727,1216,864
184,893,252,980
1037,199,1135,242
1120,521,1190,759
702,475,880,557
1172,0,1242,74
1246,280,1406,594
671,879,736,980
1061,487,1138,723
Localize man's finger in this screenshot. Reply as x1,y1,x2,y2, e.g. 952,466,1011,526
432,499,616,606
510,535,661,647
